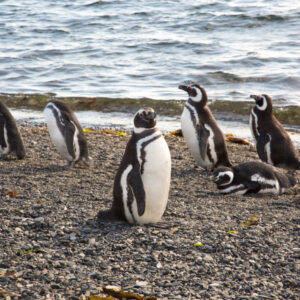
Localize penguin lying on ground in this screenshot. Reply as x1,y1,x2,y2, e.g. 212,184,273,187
0,101,25,159
250,94,300,170
212,161,296,195
44,100,89,168
97,107,171,225
179,83,231,170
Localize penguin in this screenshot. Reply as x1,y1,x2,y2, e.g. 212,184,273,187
0,101,25,159
97,107,171,225
44,100,89,167
212,161,296,195
250,94,300,170
179,83,231,170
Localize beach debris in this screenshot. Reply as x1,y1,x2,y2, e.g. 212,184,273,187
193,242,204,247
170,129,183,137
156,262,163,269
0,190,18,197
102,285,157,300
83,128,94,133
240,214,260,226
77,98,97,106
18,247,41,256
226,230,239,235
101,129,127,136
0,270,16,278
83,128,127,136
90,295,114,300
226,133,250,145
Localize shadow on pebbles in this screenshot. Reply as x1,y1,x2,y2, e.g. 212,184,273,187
0,126,299,299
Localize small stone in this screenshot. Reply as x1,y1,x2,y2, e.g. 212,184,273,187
203,254,214,262
70,233,76,241
34,217,44,223
89,238,96,246
135,280,148,287
103,285,121,293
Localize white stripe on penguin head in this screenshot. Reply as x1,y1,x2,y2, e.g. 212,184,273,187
256,95,268,111
216,170,234,185
189,86,203,103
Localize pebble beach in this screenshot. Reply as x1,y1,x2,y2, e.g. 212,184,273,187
0,125,300,299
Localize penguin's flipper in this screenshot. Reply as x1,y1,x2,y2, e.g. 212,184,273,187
0,113,7,148
257,132,270,162
244,181,261,194
61,113,76,159
197,124,210,161
128,165,146,216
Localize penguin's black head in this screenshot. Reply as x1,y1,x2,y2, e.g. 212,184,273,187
133,107,157,133
212,167,234,186
178,83,207,105
250,94,273,113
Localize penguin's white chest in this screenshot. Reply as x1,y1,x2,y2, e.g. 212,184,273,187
44,106,73,162
250,110,259,141
0,124,10,155
181,107,214,168
136,134,171,224
181,108,201,161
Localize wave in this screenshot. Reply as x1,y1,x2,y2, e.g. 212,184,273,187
1,93,299,128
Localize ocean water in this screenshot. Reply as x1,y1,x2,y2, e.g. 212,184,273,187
0,0,300,135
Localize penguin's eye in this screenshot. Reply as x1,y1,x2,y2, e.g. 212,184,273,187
188,87,197,97
256,98,264,107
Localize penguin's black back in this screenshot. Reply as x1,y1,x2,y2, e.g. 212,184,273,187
111,133,139,222
100,128,157,222
48,100,89,161
234,161,296,189
0,101,25,159
255,109,300,170
197,105,231,168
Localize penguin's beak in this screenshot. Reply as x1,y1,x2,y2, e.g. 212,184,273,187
178,85,189,92
211,174,218,183
250,95,261,102
179,85,196,97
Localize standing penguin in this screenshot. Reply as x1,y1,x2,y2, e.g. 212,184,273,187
44,100,89,167
0,101,25,159
212,161,296,195
179,83,231,170
250,94,300,170
97,108,171,225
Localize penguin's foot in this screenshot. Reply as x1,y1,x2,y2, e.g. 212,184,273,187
83,158,91,168
146,220,184,229
78,157,91,168
0,154,8,160
96,210,125,224
63,161,75,169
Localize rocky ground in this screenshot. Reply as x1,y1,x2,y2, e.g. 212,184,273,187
0,125,300,300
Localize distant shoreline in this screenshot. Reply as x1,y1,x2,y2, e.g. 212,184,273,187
1,92,300,128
